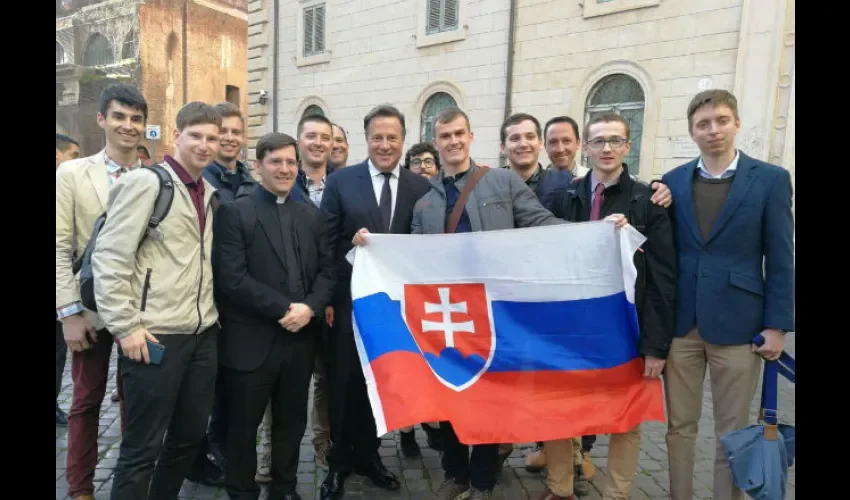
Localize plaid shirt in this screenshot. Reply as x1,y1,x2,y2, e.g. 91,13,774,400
104,153,141,185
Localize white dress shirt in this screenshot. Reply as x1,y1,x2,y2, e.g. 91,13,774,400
367,159,400,225
697,149,740,179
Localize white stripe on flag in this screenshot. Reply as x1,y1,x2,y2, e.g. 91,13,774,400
351,222,646,304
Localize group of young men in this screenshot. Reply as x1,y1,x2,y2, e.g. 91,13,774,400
56,82,794,500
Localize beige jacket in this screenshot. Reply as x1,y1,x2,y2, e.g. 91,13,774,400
55,150,112,330
91,163,219,339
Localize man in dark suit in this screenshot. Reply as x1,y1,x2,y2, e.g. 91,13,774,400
213,132,335,500
661,89,794,500
318,105,431,500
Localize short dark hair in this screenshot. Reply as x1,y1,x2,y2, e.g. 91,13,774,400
176,101,222,130
404,142,441,171
687,89,739,130
255,132,299,162
214,102,244,122
136,145,150,158
99,83,148,120
434,107,471,136
297,113,333,137
543,116,581,142
583,113,630,141
331,122,348,143
363,104,406,137
500,113,541,144
56,133,79,152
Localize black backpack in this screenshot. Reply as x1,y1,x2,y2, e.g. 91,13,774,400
73,165,175,312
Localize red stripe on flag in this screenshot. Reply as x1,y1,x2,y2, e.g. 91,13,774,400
369,352,665,444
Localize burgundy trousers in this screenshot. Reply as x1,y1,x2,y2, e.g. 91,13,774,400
65,329,126,498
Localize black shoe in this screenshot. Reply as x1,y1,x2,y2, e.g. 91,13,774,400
186,453,225,487
111,389,120,402
280,492,302,500
354,461,401,490
400,430,421,457
320,470,348,500
422,423,443,452
56,407,68,426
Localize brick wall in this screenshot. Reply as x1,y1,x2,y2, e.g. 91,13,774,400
139,0,248,162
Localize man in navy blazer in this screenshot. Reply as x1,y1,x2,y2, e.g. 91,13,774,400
661,89,794,500
318,104,431,500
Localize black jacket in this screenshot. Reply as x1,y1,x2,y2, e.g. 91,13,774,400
212,187,336,371
551,166,677,359
202,160,257,202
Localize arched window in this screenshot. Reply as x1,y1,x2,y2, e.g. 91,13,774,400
56,42,65,65
122,30,137,60
420,92,457,143
83,33,114,67
584,74,646,174
303,105,325,118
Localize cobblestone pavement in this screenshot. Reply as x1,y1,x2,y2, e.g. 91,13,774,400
56,334,795,499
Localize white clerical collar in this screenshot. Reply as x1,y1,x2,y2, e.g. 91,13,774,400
368,159,400,178
276,195,288,204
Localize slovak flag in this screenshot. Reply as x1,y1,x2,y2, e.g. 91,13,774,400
351,222,666,444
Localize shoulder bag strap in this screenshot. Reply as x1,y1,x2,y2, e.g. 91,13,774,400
445,167,490,233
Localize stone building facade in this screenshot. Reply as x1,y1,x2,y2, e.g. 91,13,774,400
56,0,248,161
246,0,794,186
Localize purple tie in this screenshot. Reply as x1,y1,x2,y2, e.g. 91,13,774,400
590,182,605,221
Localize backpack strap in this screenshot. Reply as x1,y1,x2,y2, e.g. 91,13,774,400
146,164,175,230
446,167,490,233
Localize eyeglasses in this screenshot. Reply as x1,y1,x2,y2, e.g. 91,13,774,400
587,137,629,150
410,158,436,167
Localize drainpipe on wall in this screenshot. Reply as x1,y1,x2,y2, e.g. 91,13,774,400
502,0,517,167
272,0,279,132
182,0,189,104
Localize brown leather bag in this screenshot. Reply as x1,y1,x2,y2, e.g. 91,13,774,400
445,166,490,233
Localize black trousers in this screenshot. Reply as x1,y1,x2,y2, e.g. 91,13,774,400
56,320,67,407
441,421,500,491
582,435,596,451
222,330,315,499
327,305,380,472
208,375,228,449
188,373,228,475
110,326,219,500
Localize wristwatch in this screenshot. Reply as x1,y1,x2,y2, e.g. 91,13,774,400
57,301,85,320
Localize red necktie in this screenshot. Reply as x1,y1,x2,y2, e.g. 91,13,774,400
590,182,605,221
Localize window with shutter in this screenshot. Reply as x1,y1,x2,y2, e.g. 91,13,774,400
303,4,326,58
426,0,459,35
314,5,325,53
298,2,331,65
304,7,314,57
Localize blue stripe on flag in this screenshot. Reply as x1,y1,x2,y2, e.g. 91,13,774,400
353,292,640,372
